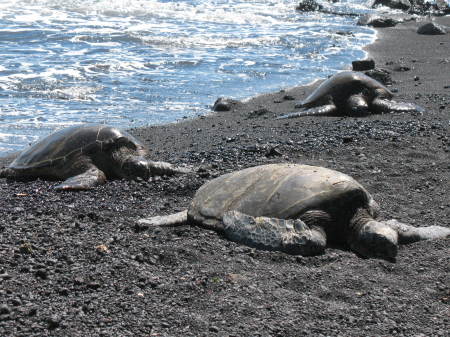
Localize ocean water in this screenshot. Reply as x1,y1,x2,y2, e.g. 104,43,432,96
0,0,378,155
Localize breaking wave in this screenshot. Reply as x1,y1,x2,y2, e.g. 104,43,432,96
0,0,376,154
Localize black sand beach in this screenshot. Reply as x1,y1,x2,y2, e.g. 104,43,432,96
0,15,449,337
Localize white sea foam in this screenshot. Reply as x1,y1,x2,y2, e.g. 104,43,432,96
0,0,378,155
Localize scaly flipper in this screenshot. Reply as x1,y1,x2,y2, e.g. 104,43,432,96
276,104,337,119
383,219,450,244
222,210,326,256
54,167,107,191
138,210,188,226
147,161,192,176
372,98,425,114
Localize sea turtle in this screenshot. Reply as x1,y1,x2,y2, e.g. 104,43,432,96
277,71,424,119
138,164,449,260
0,124,190,190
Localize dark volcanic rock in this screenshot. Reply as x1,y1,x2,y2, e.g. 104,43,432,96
372,0,412,10
409,0,450,15
296,0,323,12
212,97,239,112
435,0,450,14
357,14,400,28
352,59,376,71
296,0,358,16
364,68,393,85
417,22,447,35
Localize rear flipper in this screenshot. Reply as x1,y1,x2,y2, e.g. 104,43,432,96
372,98,425,114
222,211,326,256
383,219,450,244
148,161,192,176
54,167,106,190
138,210,188,227
276,104,337,119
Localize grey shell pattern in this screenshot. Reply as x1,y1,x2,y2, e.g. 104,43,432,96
188,163,376,231
9,124,145,170
301,71,393,107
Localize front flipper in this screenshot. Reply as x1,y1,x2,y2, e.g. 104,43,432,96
222,211,326,256
372,98,425,114
54,167,107,191
383,219,450,244
276,104,337,119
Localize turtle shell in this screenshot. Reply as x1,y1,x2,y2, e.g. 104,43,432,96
9,124,146,170
188,164,377,231
301,71,393,107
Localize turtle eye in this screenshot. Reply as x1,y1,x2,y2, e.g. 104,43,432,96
116,137,132,148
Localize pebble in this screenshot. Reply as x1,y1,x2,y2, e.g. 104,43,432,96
0,304,10,315
283,95,295,100
87,282,102,289
28,307,37,316
10,298,22,306
46,315,61,330
209,325,220,333
35,269,48,280
0,273,12,280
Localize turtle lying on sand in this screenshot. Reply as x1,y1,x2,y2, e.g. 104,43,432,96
277,71,424,119
0,124,190,190
139,164,449,260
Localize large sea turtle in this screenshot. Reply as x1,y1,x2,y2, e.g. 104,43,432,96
0,124,190,190
277,71,424,118
138,164,449,260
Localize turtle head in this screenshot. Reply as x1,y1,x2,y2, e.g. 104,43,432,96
120,156,151,180
350,220,399,261
346,94,370,117
374,87,393,100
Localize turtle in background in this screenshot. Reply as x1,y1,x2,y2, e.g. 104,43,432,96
277,71,424,119
138,164,449,260
0,124,191,190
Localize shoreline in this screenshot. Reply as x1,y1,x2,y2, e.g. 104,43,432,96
1,15,449,337
129,15,449,153
0,15,378,159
